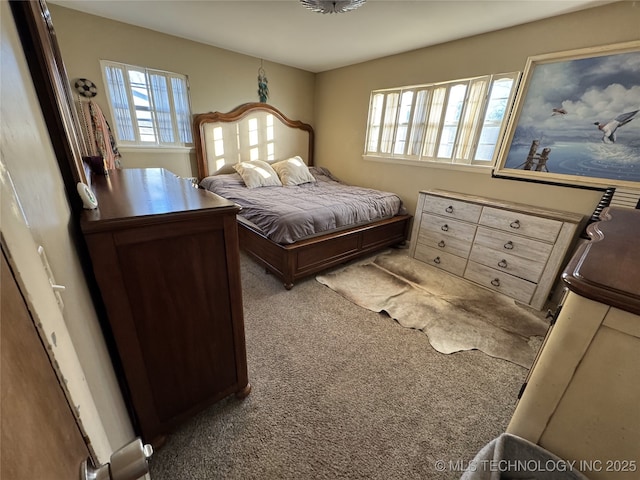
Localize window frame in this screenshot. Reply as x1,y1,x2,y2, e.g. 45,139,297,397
100,60,194,149
363,72,520,170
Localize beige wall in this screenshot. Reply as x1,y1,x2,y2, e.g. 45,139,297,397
48,4,316,178
6,0,636,459
1,1,133,459
314,1,640,217
50,2,640,217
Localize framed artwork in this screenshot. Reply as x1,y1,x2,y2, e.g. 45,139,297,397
494,41,640,189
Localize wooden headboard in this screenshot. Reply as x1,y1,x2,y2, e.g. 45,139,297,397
193,103,314,181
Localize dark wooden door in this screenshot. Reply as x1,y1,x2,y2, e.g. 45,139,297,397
1,248,90,479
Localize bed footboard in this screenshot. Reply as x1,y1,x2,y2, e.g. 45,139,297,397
239,214,412,289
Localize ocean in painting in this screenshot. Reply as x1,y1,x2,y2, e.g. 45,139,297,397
504,140,640,183
500,49,640,184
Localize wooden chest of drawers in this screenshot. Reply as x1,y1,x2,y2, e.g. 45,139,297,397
81,168,250,446
409,190,584,310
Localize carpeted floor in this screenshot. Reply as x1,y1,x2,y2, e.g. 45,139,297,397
148,252,535,479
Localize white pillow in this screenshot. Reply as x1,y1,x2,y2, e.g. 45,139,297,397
271,156,316,186
233,160,282,188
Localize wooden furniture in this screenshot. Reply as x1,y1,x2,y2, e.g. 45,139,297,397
194,102,411,289
409,190,584,310
507,207,640,480
80,168,250,446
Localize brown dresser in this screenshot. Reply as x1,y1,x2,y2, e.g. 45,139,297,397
81,168,249,446
507,207,640,479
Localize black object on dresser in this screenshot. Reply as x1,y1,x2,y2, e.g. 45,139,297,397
80,168,250,446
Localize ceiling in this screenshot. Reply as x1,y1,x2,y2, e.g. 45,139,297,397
50,0,612,73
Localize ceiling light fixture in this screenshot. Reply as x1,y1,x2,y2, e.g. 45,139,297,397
299,0,367,14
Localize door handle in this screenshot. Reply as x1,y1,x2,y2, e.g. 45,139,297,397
82,438,153,480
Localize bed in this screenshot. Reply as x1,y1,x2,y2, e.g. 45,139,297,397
193,102,411,289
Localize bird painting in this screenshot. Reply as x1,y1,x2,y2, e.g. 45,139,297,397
551,107,567,116
594,109,639,143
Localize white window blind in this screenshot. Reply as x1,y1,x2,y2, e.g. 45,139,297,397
101,60,193,148
364,72,520,167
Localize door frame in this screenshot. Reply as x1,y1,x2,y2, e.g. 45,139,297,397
7,0,137,453
1,0,127,464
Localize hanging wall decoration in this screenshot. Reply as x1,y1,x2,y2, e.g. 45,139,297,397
74,78,98,98
257,61,269,103
73,77,121,172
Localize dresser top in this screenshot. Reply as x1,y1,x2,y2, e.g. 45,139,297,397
563,207,640,315
421,189,584,224
81,168,239,233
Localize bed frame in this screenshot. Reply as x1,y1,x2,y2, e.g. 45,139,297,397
193,102,411,289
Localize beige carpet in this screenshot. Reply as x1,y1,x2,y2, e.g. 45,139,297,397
316,250,549,368
150,251,531,479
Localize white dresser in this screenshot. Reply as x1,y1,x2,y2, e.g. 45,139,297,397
507,207,640,480
409,190,584,310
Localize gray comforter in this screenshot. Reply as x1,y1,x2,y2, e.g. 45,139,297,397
200,167,405,244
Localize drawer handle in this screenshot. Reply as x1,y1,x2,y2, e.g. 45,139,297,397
441,224,449,232
438,240,446,248
510,219,520,229
498,259,508,268
503,241,514,250
445,205,454,213
491,278,501,287
433,256,441,264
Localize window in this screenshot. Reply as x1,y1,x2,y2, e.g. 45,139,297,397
101,60,193,148
364,73,519,167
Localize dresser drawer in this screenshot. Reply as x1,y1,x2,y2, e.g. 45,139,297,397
473,226,553,263
480,207,562,242
469,244,546,283
464,261,536,304
411,190,583,310
424,195,482,223
414,245,467,276
417,213,477,258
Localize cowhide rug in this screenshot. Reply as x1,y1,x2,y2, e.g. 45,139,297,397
316,250,549,368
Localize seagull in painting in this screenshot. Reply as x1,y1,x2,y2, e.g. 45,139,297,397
594,109,639,143
551,107,567,116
